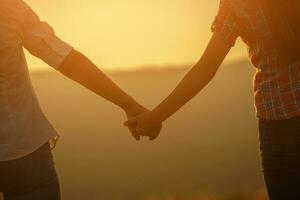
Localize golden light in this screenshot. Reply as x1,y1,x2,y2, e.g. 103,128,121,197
25,0,246,72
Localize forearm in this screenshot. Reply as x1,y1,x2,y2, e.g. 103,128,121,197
58,50,138,110
150,34,231,123
151,60,216,123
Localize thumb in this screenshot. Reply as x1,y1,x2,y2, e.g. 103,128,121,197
123,116,139,127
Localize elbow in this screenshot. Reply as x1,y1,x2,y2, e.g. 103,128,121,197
208,70,217,80
205,62,220,82
57,50,81,76
200,66,218,83
58,61,76,77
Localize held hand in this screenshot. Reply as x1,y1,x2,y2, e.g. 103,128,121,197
123,103,149,141
124,112,162,140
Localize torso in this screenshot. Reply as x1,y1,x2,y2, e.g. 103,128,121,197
0,1,58,161
230,0,300,120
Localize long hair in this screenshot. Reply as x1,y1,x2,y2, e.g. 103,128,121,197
260,0,300,67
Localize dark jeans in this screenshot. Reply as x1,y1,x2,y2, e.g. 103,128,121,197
0,143,60,200
259,117,300,200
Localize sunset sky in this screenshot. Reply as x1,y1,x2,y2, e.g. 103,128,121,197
25,0,246,71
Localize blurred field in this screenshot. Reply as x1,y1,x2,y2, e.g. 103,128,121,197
0,60,268,200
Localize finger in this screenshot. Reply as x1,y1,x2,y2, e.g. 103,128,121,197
123,117,139,127
128,125,140,141
131,131,140,141
150,126,162,141
149,131,159,140
133,133,141,141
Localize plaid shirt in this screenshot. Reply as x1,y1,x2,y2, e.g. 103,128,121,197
212,0,300,120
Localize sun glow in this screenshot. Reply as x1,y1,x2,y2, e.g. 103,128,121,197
25,0,246,72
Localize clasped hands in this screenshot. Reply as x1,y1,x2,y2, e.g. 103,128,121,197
123,103,162,141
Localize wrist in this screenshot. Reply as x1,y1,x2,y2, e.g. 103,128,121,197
119,96,139,112
149,109,164,125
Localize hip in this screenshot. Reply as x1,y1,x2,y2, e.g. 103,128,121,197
0,143,58,195
258,116,300,169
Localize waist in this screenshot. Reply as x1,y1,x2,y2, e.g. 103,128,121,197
0,129,58,161
253,63,300,120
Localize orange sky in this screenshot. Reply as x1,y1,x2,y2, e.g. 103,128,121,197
25,0,246,71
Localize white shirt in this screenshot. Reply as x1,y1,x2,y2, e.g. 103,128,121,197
0,0,73,161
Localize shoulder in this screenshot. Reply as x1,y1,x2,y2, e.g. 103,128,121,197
219,0,245,10
218,0,252,17
1,0,33,14
1,0,39,24
219,0,235,6
218,0,239,12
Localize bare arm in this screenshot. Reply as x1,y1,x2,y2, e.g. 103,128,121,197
58,50,149,140
151,33,231,122
124,33,232,135
16,0,152,140
58,50,139,110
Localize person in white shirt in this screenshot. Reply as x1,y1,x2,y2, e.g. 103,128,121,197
0,0,160,199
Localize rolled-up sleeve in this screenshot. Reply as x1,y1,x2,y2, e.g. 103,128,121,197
211,0,240,47
17,0,73,70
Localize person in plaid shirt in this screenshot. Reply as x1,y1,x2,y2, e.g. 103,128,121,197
125,0,300,199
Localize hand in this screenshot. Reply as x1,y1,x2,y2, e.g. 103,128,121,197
123,102,149,141
124,111,162,140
